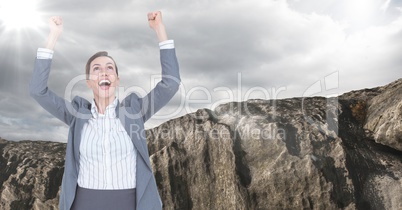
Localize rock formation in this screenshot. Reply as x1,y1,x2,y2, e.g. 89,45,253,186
1,78,401,210
0,140,65,209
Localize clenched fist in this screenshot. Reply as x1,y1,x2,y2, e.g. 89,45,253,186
147,11,168,42
49,16,63,35
45,16,63,50
147,11,163,29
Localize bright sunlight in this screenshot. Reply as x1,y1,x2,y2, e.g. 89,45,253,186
0,0,42,31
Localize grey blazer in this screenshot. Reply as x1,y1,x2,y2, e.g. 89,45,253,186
29,49,180,210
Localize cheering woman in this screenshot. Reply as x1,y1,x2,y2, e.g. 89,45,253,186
30,11,180,210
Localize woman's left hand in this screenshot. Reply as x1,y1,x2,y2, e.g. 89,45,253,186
147,11,163,28
148,11,168,42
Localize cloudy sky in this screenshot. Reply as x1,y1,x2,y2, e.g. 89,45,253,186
1,0,401,142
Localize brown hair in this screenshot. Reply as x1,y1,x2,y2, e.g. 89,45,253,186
85,51,119,80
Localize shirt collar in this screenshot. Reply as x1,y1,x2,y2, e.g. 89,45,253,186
91,98,118,119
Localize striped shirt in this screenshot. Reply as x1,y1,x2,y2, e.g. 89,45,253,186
77,98,137,189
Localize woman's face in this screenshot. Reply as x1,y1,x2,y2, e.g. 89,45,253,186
86,56,119,100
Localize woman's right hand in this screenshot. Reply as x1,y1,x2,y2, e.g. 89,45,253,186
49,16,63,36
45,16,63,50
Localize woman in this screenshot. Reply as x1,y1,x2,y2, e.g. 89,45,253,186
30,11,180,210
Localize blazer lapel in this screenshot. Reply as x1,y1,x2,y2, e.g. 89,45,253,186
73,104,92,163
117,102,152,170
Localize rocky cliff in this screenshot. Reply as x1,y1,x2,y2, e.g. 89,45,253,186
0,140,65,209
1,78,401,210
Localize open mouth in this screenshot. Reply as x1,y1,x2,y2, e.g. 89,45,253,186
98,79,111,90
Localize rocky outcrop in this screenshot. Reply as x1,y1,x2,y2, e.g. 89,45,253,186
148,78,402,210
363,80,402,151
0,139,65,210
1,78,401,210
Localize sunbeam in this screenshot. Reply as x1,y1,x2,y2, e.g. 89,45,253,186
0,0,43,31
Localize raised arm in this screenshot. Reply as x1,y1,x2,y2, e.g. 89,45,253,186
29,17,74,125
148,11,168,42
137,11,181,122
46,16,63,50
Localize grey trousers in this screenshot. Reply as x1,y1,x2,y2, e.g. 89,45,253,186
71,186,136,210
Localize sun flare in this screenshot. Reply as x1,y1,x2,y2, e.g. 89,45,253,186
0,0,42,31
